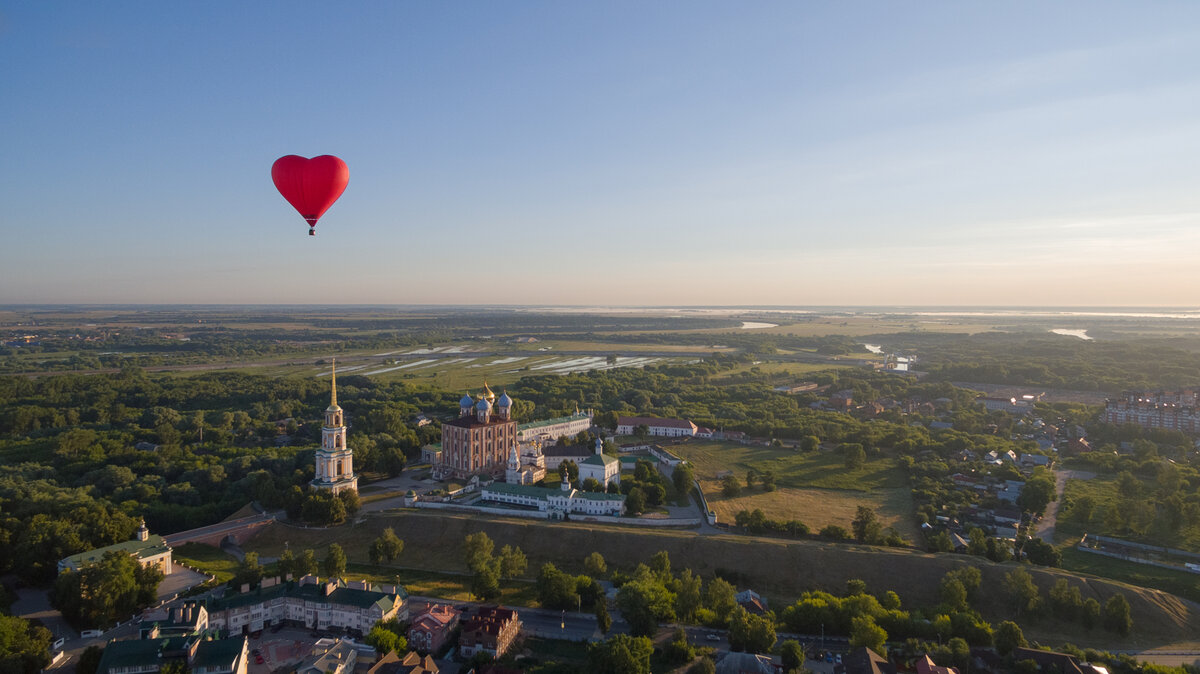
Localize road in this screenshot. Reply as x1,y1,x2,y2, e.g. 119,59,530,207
1036,468,1094,543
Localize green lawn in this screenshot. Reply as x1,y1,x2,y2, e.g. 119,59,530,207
343,562,539,606
1059,546,1200,605
173,543,240,583
673,441,907,491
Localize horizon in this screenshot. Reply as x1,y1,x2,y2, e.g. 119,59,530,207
4,3,1200,305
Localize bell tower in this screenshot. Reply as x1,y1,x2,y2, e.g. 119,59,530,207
312,359,358,494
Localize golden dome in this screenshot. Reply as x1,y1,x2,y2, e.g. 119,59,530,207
483,381,496,401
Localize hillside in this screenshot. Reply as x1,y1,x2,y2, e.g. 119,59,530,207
246,511,1200,649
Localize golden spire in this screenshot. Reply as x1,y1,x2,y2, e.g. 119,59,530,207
330,358,338,407
483,381,495,402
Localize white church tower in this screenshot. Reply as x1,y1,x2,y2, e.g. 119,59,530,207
313,359,358,494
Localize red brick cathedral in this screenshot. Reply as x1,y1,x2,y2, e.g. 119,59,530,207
434,384,517,480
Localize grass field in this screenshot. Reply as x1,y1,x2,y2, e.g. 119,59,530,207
173,543,240,583
1060,547,1200,605
241,511,1200,648
342,562,539,606
706,486,918,540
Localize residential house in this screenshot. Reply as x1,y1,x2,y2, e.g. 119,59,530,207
735,589,769,615
96,636,248,674
916,654,960,674
296,638,357,674
616,416,697,438
843,647,895,674
459,606,521,659
408,603,461,654
204,576,406,635
715,652,782,674
369,651,439,674
60,520,172,576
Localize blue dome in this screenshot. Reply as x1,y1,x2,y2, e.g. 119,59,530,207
475,398,491,412
460,394,473,407
498,392,513,407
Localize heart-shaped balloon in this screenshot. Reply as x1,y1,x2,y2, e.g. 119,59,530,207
271,155,349,235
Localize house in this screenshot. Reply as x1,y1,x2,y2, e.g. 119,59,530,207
96,636,249,674
829,391,854,410
996,480,1024,504
715,652,782,674
1011,648,1085,674
60,520,172,576
204,576,406,635
616,416,697,438
577,437,620,487
541,443,597,471
296,638,358,674
929,421,954,431
459,606,521,659
1020,454,1050,468
735,589,769,615
369,651,439,674
949,533,970,553
916,654,960,674
843,647,895,674
140,601,208,638
408,603,461,654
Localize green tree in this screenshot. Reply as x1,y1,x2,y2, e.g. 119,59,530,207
704,577,738,624
298,549,319,577
1104,594,1132,636
584,551,607,577
276,547,295,578
596,599,612,634
673,463,696,498
616,580,676,637
689,658,717,674
675,568,703,622
800,435,820,452
233,551,264,588
537,563,581,610
1018,475,1056,515
843,443,866,469
369,527,404,565
781,640,806,673
498,544,527,579
721,474,741,497
76,645,104,674
994,620,1027,656
849,615,887,653
464,531,495,573
586,634,653,674
365,624,404,653
939,577,968,613
663,628,696,665
626,487,646,515
852,506,882,544
324,543,346,579
471,564,501,601
728,607,777,654
1004,568,1040,616
0,614,53,673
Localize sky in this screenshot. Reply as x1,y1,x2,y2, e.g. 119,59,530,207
3,2,1200,306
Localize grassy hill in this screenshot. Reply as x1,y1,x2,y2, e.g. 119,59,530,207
245,511,1200,649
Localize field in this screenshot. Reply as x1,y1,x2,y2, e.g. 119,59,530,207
242,511,1200,649
672,441,916,538
173,543,240,583
1059,547,1200,605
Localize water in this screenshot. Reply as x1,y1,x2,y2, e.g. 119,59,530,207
1050,329,1093,340
863,344,883,354
740,321,778,329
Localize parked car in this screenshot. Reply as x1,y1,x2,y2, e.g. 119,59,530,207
706,633,721,642
836,654,843,664
826,653,834,663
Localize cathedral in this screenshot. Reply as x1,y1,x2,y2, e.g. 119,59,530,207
312,360,358,494
434,383,518,480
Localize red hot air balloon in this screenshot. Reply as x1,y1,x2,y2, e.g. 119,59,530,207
271,155,349,235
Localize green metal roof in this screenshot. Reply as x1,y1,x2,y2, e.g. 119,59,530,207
192,637,247,669
581,453,618,466
485,482,551,501
517,413,590,431
62,535,170,569
206,580,405,613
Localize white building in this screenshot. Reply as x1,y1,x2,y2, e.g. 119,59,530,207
312,360,358,495
517,410,594,443
481,482,625,518
617,416,697,438
205,577,405,635
577,437,620,487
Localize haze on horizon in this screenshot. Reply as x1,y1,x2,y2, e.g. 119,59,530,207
2,2,1199,307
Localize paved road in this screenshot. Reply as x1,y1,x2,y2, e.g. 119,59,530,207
163,511,280,547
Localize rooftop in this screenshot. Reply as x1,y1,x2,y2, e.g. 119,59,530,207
517,413,590,431
62,534,170,569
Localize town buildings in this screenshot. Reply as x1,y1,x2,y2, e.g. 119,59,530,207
481,482,625,518
980,393,1042,415
204,576,406,635
59,519,172,576
435,385,518,480
408,603,462,654
577,437,620,487
517,410,593,444
504,445,546,485
312,360,358,495
1104,390,1200,434
459,606,521,659
95,635,249,674
297,639,358,674
616,416,697,437
369,651,439,674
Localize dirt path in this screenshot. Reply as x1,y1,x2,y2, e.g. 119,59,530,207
1037,468,1095,543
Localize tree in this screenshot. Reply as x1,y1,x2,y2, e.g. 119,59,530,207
721,474,741,497
498,544,527,579
852,506,882,544
298,549,319,577
365,624,405,654
728,607,776,653
800,435,820,452
846,578,867,596
616,580,676,637
689,658,717,674
76,645,104,674
1004,568,1040,616
369,527,404,565
675,568,703,622
704,577,738,624
52,550,162,629
464,532,495,574
664,628,695,665
634,424,650,442
939,577,968,613
537,563,581,610
649,550,671,581
849,615,887,653
324,543,346,579
1082,597,1102,629
471,564,501,601
586,634,653,674
1018,475,1056,515
276,547,295,578
760,471,777,492
233,551,264,588
0,614,53,673
994,620,1026,656
843,443,866,469
584,551,607,577
1104,593,1132,635
596,599,612,634
673,463,696,497
781,640,806,673
626,487,646,515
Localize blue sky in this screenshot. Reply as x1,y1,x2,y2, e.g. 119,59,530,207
3,2,1200,305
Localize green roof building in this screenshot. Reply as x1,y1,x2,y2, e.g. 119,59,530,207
59,520,172,576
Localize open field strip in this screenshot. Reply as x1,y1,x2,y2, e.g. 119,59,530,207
426,357,476,368
529,357,603,371
315,364,370,376
468,356,528,368
360,359,438,375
